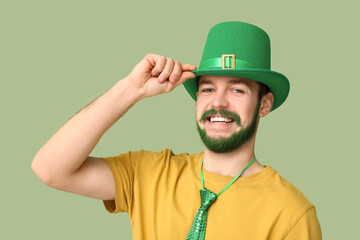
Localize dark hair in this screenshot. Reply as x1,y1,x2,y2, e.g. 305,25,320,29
256,82,271,100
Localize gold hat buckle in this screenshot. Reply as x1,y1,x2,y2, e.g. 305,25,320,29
222,54,236,69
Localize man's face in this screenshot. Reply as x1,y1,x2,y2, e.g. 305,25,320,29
196,75,261,153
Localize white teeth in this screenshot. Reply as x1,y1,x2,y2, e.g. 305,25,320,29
210,116,233,123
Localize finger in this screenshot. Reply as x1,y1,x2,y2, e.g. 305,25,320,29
169,61,182,83
176,71,196,87
164,71,196,93
151,55,167,77
182,64,197,72
157,58,175,83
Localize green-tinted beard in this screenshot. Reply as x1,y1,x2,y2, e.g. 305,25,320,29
196,102,260,153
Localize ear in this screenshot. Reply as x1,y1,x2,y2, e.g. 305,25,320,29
259,92,274,117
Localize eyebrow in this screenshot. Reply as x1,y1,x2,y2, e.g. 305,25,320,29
228,79,247,84
198,78,249,86
198,79,212,86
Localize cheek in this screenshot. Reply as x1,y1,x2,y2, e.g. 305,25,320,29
196,98,206,119
196,102,202,121
237,100,258,125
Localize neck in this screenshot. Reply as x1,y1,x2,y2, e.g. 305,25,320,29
203,140,264,177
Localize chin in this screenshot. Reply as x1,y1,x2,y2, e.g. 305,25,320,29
207,133,232,139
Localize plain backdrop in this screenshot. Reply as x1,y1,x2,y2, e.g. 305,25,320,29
1,0,359,239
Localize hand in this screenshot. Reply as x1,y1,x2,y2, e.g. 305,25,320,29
125,53,197,99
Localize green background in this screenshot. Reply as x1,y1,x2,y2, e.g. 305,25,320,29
1,0,358,239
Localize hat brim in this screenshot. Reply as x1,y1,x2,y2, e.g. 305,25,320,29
183,68,290,111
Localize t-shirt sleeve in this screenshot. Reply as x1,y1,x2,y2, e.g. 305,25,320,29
102,151,135,214
284,207,322,240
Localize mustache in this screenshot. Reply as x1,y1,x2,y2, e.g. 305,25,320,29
199,109,241,126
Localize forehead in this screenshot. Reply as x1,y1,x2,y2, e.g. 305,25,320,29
198,75,258,88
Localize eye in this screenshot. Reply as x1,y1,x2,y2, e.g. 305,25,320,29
201,88,213,93
232,89,244,94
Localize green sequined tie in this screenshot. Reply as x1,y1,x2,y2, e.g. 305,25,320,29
186,156,256,240
186,188,217,240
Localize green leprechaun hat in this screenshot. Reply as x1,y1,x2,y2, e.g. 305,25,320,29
183,21,290,111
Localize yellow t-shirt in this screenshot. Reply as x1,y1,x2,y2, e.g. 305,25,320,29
103,149,321,240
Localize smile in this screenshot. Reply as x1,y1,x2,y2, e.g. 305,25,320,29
207,115,235,124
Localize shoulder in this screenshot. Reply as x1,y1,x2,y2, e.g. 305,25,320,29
129,148,201,160
259,167,321,237
266,167,315,217
118,148,203,169
129,149,203,185
269,170,322,238
104,148,203,165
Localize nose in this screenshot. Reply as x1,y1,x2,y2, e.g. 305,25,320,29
211,90,229,109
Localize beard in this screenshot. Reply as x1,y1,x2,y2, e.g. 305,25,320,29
196,101,260,153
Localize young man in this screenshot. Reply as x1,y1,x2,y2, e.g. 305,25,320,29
32,22,322,239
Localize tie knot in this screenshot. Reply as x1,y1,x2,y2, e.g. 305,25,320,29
200,188,217,209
